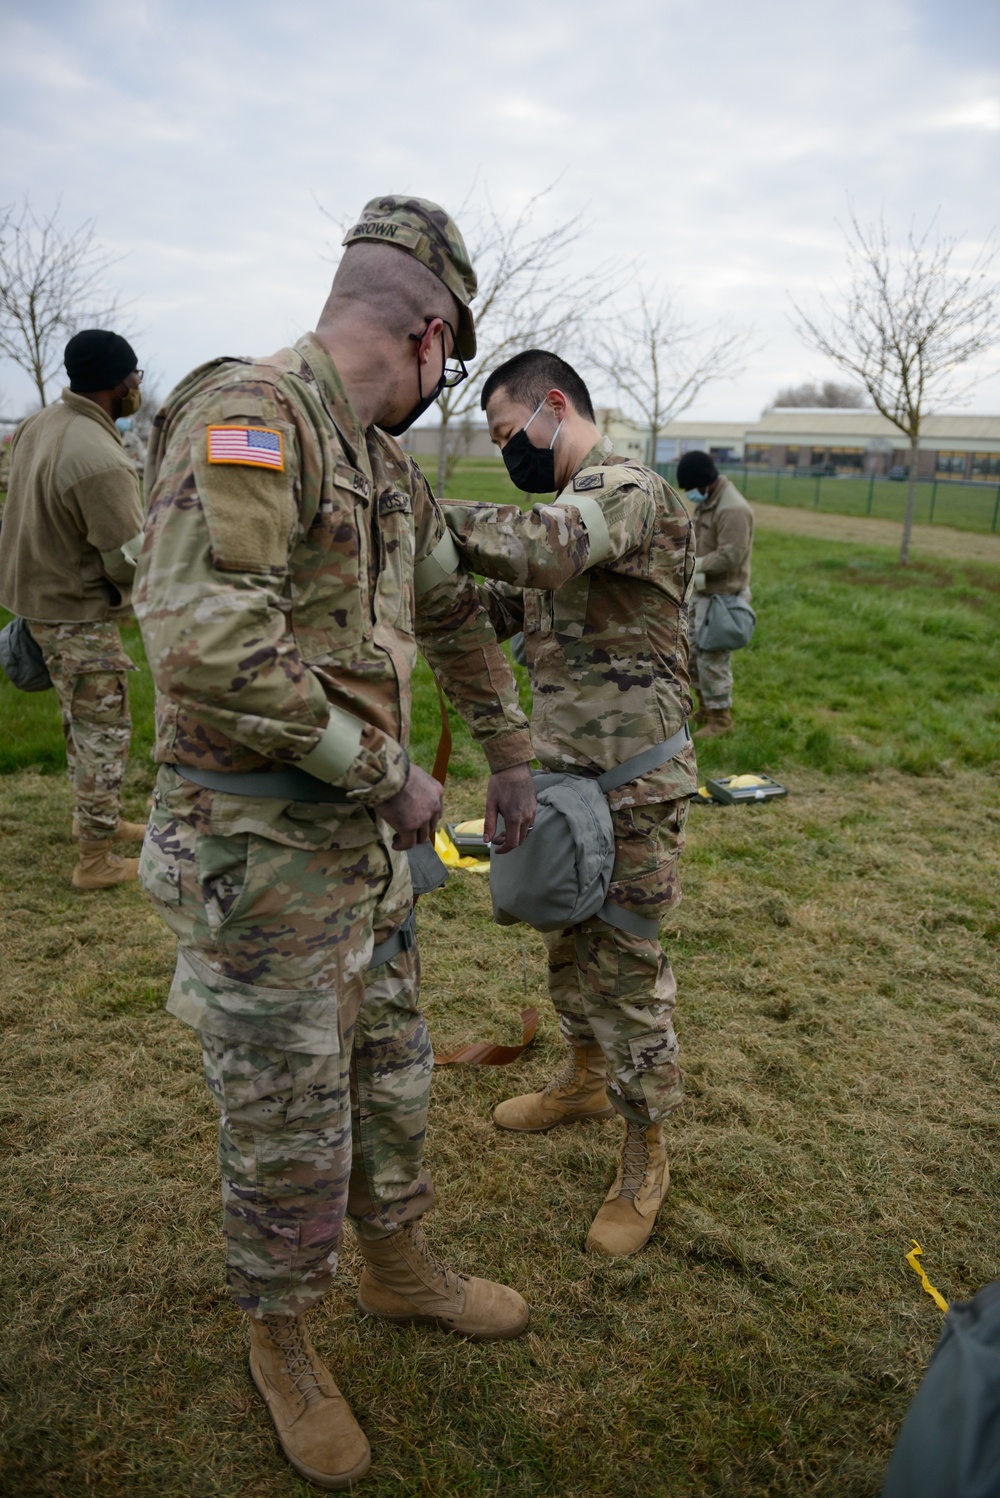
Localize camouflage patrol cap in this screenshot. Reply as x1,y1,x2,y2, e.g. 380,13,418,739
342,195,478,358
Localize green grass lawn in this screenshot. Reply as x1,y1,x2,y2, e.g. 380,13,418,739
1,519,999,1495
4,523,997,783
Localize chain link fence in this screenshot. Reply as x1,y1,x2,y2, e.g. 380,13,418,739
655,463,1000,535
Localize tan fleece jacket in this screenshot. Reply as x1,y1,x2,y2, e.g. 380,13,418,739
0,390,143,621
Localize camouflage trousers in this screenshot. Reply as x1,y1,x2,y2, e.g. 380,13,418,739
545,798,687,1126
689,591,751,710
139,768,432,1319
27,619,135,839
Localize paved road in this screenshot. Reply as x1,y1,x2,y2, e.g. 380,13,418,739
751,501,1000,565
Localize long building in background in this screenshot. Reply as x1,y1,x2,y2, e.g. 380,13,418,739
404,409,1000,482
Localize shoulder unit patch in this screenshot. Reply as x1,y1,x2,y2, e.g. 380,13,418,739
207,426,284,471
573,471,605,493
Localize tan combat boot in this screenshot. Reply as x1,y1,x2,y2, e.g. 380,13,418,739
694,707,733,740
248,1312,371,1491
585,1120,670,1257
71,840,140,890
72,816,147,842
492,1040,614,1132
357,1223,529,1341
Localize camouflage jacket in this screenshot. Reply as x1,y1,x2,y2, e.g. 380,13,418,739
134,334,531,823
443,439,698,809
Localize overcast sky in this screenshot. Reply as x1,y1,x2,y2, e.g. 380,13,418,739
2,0,998,422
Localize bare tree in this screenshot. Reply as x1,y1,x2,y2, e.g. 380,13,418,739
793,209,1000,563
770,378,869,409
321,186,617,495
0,196,123,407
589,284,753,466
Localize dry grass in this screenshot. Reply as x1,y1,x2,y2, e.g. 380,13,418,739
2,758,998,1496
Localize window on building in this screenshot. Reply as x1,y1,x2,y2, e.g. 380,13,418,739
935,452,967,477
709,446,738,465
970,453,1000,481
810,448,828,467
829,447,865,471
785,446,800,468
745,444,769,465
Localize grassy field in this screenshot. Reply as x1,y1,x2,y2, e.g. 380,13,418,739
1,520,999,1495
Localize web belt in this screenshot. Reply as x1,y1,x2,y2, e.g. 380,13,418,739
172,764,351,803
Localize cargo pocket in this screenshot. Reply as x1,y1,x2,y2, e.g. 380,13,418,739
167,945,341,1055
138,828,182,907
194,832,254,938
69,670,130,728
628,1029,683,1115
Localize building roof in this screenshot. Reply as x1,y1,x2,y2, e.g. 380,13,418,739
753,409,1000,441
659,419,749,440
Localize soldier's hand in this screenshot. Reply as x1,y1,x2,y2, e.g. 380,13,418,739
484,764,536,853
379,763,444,850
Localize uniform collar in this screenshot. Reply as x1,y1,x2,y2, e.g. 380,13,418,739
574,435,613,477
60,388,122,443
701,476,723,509
294,332,369,475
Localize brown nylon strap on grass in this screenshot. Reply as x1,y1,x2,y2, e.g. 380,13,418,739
432,680,452,787
434,1007,537,1066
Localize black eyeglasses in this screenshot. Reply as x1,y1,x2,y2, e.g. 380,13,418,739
410,320,468,390
439,322,467,390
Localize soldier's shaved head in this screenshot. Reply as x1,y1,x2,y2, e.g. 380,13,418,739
320,243,461,343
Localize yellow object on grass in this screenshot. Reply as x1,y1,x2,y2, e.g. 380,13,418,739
906,1240,949,1313
725,774,771,789
434,827,490,873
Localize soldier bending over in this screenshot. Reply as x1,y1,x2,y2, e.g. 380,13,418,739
444,349,697,1259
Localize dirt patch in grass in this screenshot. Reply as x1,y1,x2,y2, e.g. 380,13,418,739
817,556,1000,601
751,500,1000,565
1,765,998,1495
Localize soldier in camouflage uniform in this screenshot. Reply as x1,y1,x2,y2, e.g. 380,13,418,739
0,330,148,889
443,348,697,1259
133,197,537,1490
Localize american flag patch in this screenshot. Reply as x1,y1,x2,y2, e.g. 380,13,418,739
206,425,284,470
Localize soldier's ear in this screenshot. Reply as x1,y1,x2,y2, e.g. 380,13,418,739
546,388,569,420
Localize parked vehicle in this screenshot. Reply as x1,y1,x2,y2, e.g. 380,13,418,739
808,463,837,477
888,465,909,481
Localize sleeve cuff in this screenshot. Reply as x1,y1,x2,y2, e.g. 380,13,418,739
295,705,365,782
483,730,534,772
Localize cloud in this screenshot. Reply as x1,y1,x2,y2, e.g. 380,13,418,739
0,0,997,418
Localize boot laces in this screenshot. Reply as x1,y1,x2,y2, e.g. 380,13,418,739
263,1315,325,1408
545,1051,583,1097
618,1124,651,1201
405,1224,466,1293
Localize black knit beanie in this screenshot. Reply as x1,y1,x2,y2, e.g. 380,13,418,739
676,451,718,491
64,330,138,393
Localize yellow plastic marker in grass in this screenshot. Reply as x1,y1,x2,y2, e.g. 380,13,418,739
906,1240,949,1313
434,826,490,873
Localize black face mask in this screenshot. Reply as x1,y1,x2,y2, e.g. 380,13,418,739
381,319,467,438
501,400,563,493
381,366,447,438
